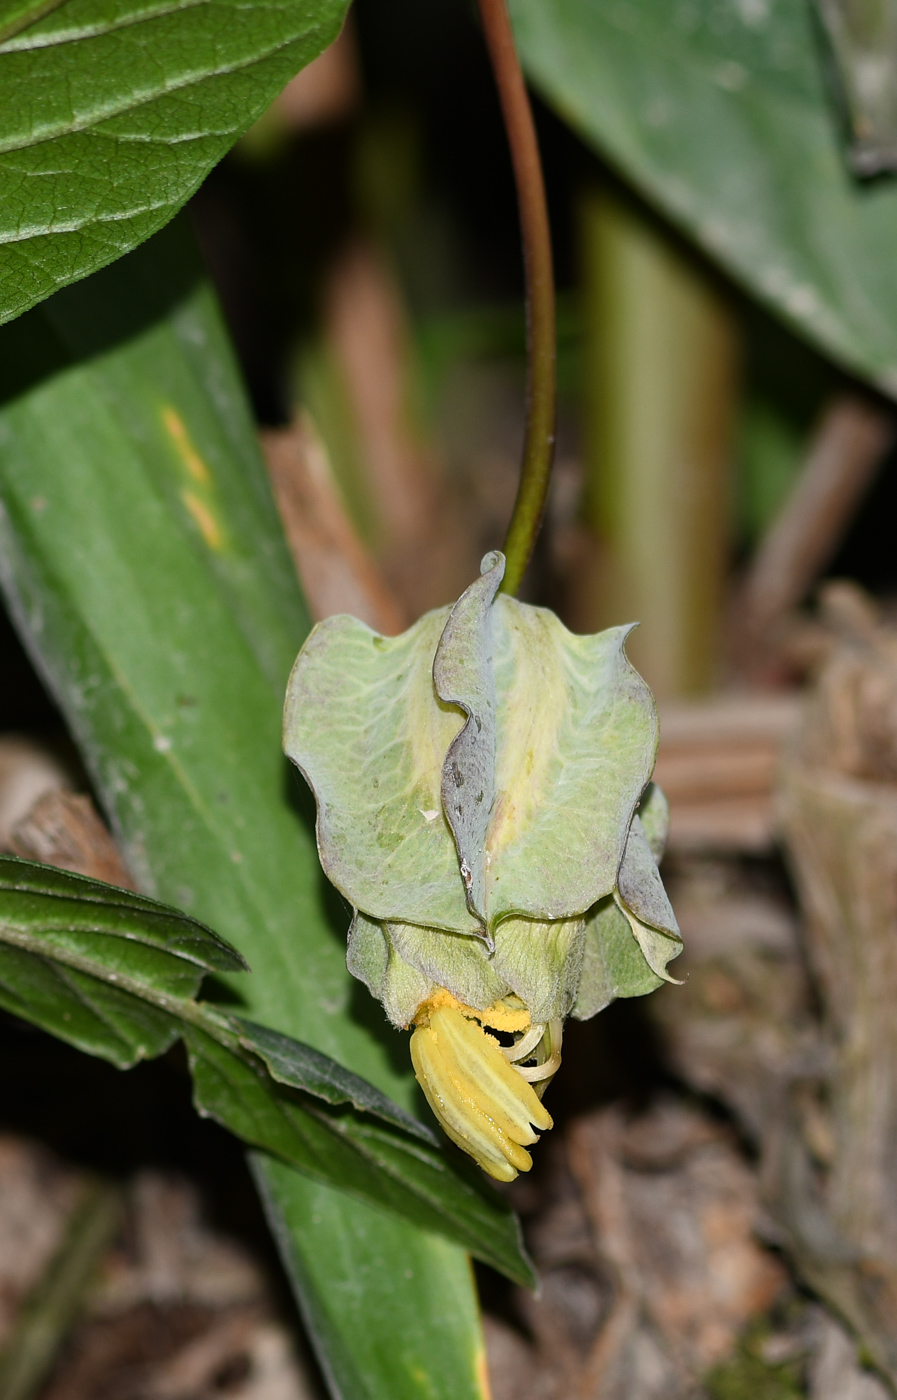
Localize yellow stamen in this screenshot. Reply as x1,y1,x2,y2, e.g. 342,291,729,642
410,999,553,1181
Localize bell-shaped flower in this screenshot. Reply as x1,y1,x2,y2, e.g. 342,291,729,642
284,551,680,1178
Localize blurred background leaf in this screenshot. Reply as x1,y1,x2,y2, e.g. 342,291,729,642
508,0,897,397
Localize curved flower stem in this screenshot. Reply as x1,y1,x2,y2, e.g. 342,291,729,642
477,0,556,597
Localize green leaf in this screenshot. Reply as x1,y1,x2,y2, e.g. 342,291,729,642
0,856,532,1281
0,942,181,1066
235,1016,437,1144
0,220,505,1398
0,852,236,1064
0,0,349,325
186,1023,533,1284
510,0,897,395
0,854,246,987
255,1161,494,1400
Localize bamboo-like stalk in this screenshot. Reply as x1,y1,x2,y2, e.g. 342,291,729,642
577,187,738,697
477,0,556,597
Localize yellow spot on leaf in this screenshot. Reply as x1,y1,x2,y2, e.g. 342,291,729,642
474,1343,493,1400
181,489,224,551
162,405,212,484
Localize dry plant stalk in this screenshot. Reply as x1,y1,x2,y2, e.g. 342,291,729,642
10,790,135,890
321,238,474,614
775,583,897,1386
654,692,800,852
262,412,406,634
735,395,895,676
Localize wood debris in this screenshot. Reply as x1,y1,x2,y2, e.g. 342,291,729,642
262,413,406,635
654,692,801,853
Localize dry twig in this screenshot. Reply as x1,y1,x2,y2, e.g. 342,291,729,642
654,692,801,852
262,413,406,633
10,789,134,889
735,395,895,675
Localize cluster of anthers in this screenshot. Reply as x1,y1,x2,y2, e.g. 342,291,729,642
410,990,562,1181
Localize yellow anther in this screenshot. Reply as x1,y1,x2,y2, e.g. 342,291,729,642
410,1001,553,1181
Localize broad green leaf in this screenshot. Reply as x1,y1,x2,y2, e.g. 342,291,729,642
286,556,658,935
185,1022,533,1283
510,0,897,395
0,943,181,1065
0,0,349,325
0,221,502,1398
0,856,532,1280
0,854,245,994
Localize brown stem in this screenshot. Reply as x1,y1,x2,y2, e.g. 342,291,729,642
476,0,556,596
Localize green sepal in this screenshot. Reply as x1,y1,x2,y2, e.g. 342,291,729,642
639,782,670,862
615,815,682,984
491,915,586,1024
389,919,508,1015
287,550,679,1030
572,896,664,1019
347,911,435,1030
286,553,659,935
285,609,473,935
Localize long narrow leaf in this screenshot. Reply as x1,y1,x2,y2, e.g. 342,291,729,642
0,221,509,1397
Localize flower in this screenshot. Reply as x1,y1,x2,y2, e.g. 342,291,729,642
284,552,680,1178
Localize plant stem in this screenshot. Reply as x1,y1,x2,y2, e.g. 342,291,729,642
477,0,556,597
0,1179,123,1400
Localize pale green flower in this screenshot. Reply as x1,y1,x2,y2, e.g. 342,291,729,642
284,552,680,1178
